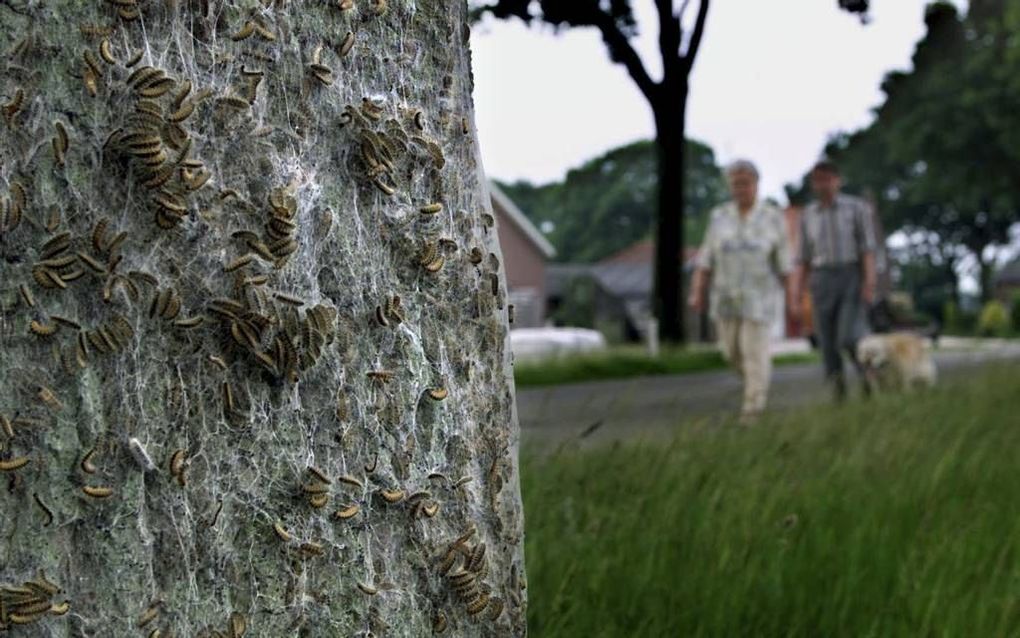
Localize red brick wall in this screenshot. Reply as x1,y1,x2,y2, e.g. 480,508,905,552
495,208,546,298
493,205,548,328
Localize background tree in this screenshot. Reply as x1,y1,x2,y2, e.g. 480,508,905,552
891,242,962,322
817,1,1019,302
497,138,727,264
474,0,710,343
0,2,524,636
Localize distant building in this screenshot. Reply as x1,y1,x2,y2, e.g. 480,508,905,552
547,239,708,343
490,182,556,328
993,258,1020,302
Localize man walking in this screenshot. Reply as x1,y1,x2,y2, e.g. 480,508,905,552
794,160,878,401
689,160,792,423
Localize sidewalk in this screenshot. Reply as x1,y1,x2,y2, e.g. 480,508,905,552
770,338,812,357
517,340,1020,448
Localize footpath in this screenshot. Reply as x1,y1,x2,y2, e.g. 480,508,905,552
516,338,1020,447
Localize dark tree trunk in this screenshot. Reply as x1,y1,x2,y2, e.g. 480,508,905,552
945,262,961,308
977,252,995,302
964,238,994,302
653,87,688,344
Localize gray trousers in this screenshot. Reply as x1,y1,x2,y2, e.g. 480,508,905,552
809,264,868,380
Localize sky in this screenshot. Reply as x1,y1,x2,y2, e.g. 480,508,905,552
469,0,958,202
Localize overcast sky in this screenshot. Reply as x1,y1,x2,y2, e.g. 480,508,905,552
470,1,958,202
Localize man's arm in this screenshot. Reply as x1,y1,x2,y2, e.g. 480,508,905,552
793,263,809,310
772,210,795,315
861,251,877,305
856,199,879,304
793,211,812,308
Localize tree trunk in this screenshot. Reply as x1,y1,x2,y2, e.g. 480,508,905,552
652,90,687,344
945,261,960,308
977,252,995,303
962,239,995,302
0,2,525,636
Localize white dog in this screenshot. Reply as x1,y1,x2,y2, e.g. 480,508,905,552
856,332,937,392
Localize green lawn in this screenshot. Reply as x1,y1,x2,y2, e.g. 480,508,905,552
521,364,1020,637
514,345,817,388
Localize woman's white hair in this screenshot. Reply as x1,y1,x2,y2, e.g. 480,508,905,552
726,159,759,181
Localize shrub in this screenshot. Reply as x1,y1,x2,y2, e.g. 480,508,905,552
977,299,1010,337
943,301,964,334
552,276,597,329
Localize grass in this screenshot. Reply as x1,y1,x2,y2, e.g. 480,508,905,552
520,364,1020,637
514,345,818,388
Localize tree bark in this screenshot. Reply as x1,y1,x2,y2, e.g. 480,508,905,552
653,88,688,343
0,2,525,637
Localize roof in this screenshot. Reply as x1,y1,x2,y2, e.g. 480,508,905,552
590,261,653,300
548,237,704,300
546,264,592,298
599,238,700,265
489,182,556,259
547,251,700,301
601,239,655,264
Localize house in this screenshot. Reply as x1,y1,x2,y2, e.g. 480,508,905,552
490,182,556,328
547,240,708,343
993,258,1020,302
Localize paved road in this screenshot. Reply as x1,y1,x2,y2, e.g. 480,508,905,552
517,343,1020,448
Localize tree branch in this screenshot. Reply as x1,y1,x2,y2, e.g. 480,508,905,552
471,0,532,22
590,9,658,102
682,0,710,75
657,0,682,79
476,0,657,101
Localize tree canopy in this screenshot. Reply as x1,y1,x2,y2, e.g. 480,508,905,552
497,138,727,263
811,1,1020,301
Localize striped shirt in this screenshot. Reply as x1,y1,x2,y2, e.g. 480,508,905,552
695,200,792,322
799,194,877,268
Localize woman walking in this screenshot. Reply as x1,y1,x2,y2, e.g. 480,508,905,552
688,160,793,423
